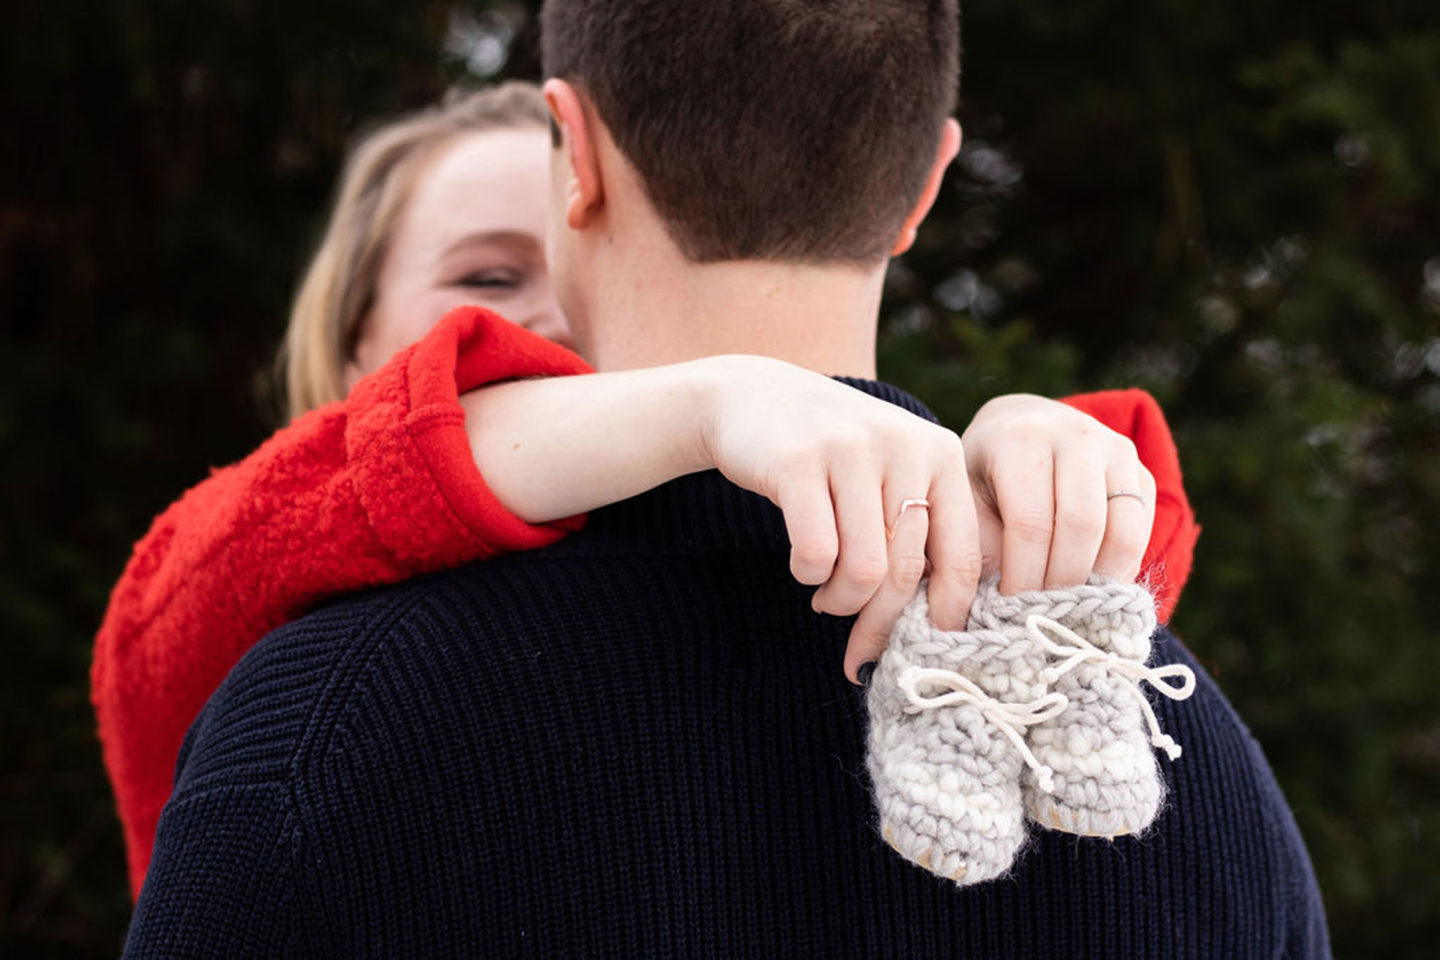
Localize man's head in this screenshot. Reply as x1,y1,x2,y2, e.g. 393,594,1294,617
539,0,961,361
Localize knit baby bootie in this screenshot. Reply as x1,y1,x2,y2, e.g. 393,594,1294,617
866,582,1068,885
974,579,1196,838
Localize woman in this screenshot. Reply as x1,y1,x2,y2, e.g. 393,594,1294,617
93,82,1197,897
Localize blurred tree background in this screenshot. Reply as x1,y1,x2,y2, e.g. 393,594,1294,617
1,0,1435,954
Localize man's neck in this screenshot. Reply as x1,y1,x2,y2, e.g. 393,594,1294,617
579,238,885,377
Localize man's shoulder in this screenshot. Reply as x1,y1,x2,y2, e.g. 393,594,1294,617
173,552,586,794
170,582,410,792
1145,626,1327,924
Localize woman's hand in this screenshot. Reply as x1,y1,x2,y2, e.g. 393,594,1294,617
695,356,983,681
959,393,1156,594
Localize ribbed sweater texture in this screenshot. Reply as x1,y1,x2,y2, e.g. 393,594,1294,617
125,381,1327,959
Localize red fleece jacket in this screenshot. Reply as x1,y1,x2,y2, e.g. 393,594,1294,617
91,306,1198,897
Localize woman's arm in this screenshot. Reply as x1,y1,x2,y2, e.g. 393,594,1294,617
466,367,1199,679
93,307,589,898
457,363,715,523
464,354,988,674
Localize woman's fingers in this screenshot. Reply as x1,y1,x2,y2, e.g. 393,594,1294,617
812,434,982,681
843,489,931,682
774,466,840,586
1092,462,1156,583
992,442,1056,595
1043,444,1108,588
923,443,983,630
809,462,889,617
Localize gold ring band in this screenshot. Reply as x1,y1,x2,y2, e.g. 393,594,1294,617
886,498,931,541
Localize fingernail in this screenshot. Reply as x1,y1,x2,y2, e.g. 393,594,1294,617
856,661,877,687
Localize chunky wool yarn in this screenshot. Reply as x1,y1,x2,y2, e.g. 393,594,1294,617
868,579,1199,885
973,580,1196,838
866,584,1067,885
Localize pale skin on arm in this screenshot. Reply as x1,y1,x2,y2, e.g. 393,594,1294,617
461,355,984,643
460,363,714,524
462,362,1154,684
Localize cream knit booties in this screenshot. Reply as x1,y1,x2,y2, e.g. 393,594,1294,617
973,579,1196,838
867,582,1068,885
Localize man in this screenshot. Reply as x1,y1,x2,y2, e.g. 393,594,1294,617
125,1,1328,955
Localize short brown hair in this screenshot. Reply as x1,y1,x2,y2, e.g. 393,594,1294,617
280,82,549,420
542,0,960,265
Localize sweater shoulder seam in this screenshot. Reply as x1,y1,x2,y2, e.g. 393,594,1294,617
282,588,439,808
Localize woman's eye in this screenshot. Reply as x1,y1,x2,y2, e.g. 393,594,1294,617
457,270,522,289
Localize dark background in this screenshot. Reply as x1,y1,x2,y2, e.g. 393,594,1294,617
3,1,1437,955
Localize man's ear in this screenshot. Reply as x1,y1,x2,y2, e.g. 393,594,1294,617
890,118,962,257
543,79,604,231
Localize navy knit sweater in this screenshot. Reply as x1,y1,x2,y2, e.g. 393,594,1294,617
126,381,1330,958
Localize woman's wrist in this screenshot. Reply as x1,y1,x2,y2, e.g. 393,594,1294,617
639,358,725,479
685,353,803,477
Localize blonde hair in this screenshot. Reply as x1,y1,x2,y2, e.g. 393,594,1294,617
280,81,550,420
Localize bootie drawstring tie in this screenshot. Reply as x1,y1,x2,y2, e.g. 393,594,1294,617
1026,614,1197,760
896,662,1070,793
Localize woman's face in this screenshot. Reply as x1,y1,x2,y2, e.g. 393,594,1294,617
347,126,567,386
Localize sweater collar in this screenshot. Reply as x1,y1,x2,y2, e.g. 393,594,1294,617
567,378,939,556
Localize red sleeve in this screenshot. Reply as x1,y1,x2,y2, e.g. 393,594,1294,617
91,306,592,898
1059,388,1199,624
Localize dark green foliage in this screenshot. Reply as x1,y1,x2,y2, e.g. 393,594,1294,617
2,1,1435,955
